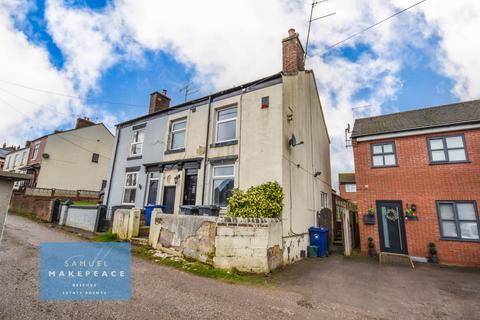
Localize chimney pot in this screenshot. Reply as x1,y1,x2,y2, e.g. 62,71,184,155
162,89,167,95
288,28,296,37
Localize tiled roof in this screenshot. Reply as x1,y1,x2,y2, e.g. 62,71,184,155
351,100,480,138
339,173,355,184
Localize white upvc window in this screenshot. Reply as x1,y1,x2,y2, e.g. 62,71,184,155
130,129,145,156
32,143,40,160
5,156,11,170
211,164,235,207
13,154,18,169
122,172,138,204
215,107,237,143
170,119,187,150
345,184,356,193
21,151,27,165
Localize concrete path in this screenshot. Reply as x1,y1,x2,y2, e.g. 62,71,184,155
1,214,479,320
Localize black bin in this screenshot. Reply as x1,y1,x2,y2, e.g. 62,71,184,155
179,205,199,215
197,205,220,216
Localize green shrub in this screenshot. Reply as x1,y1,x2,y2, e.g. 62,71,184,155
227,181,284,218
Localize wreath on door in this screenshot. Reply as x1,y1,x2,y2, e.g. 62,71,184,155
385,209,399,222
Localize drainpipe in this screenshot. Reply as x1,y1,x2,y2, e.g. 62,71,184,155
236,89,244,187
104,126,121,215
201,95,213,205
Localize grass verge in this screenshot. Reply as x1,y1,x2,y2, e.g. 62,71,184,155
93,230,118,242
132,246,271,287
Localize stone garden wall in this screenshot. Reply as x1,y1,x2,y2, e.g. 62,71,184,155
149,210,217,264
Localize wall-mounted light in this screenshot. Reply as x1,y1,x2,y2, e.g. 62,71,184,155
174,174,181,184
411,203,417,212
289,134,304,147
314,171,322,177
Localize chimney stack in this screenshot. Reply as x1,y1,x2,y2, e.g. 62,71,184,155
149,90,171,114
282,28,305,75
75,117,95,129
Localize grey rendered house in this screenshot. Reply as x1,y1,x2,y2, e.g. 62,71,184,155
104,29,332,262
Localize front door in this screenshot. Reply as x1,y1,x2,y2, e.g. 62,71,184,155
146,178,159,205
183,171,197,205
162,186,176,213
377,201,408,254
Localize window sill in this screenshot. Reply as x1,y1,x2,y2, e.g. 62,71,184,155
127,155,142,161
164,148,185,155
210,140,238,148
439,237,480,243
429,161,471,166
371,165,399,169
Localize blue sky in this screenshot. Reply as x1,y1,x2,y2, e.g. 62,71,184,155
1,0,479,185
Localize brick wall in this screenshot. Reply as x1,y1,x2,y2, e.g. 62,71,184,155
10,193,54,221
339,183,357,203
353,128,480,267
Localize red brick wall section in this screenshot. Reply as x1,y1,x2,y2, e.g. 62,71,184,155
353,129,480,267
339,184,357,203
10,193,53,221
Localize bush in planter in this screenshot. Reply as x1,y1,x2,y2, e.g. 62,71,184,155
428,241,438,263
368,207,376,215
367,236,377,257
227,181,284,218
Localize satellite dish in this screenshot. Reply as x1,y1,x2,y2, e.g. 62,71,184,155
289,134,304,147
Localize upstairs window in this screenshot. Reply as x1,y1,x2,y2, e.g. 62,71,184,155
437,201,479,240
371,142,397,167
32,143,40,160
428,135,467,163
345,184,356,193
13,154,18,168
212,164,234,207
21,151,27,165
170,119,187,150
130,129,144,156
122,172,138,204
216,107,237,143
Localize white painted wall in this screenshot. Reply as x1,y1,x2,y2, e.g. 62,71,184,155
64,206,99,232
37,124,114,191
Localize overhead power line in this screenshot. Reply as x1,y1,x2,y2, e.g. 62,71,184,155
0,79,147,108
321,0,428,55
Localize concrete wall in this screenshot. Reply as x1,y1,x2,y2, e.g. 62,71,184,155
105,116,168,215
214,217,283,273
61,205,100,232
112,208,141,240
0,180,14,239
281,71,332,263
149,210,217,263
37,124,114,191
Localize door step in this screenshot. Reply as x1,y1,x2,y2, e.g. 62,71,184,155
138,226,150,237
131,237,149,246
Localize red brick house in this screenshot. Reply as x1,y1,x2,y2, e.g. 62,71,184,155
351,100,480,267
338,173,357,203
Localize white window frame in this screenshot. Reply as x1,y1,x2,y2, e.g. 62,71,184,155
5,156,11,170
345,184,356,193
169,119,187,150
32,143,40,160
122,172,138,205
211,164,235,208
130,129,144,156
13,154,18,169
215,106,237,143
21,151,27,166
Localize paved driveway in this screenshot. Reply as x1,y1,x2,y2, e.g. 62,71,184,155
272,254,480,319
1,214,479,320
